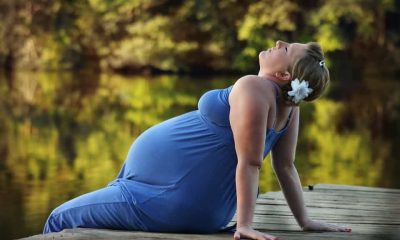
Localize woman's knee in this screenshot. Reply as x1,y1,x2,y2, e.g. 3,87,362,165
42,186,138,233
43,208,68,234
42,195,92,234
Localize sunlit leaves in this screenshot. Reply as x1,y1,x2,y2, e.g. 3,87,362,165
0,0,398,72
313,24,344,52
310,0,395,51
113,16,198,71
239,0,298,40
234,0,300,72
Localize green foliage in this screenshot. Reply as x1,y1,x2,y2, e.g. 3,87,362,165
234,0,299,71
310,0,393,51
1,0,397,72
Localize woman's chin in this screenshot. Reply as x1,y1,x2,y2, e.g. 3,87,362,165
259,51,267,61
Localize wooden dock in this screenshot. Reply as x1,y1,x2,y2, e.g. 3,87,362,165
22,184,400,240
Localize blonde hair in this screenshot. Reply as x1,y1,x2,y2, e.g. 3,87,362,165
281,42,330,106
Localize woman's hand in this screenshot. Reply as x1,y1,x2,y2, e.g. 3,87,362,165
233,226,280,240
302,219,352,232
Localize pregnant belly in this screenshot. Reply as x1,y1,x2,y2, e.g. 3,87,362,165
123,111,235,185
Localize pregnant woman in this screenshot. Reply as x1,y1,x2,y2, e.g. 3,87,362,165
43,40,351,240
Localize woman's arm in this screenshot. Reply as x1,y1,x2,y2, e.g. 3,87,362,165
271,108,352,232
271,107,310,228
229,76,279,240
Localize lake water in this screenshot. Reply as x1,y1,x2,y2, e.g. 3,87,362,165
1,70,399,239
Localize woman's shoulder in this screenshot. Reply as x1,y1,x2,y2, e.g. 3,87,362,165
230,75,277,103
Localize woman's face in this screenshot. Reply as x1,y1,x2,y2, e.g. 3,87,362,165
259,40,308,76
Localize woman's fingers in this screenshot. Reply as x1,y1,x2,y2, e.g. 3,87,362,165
256,232,279,240
263,233,280,240
233,228,280,240
233,231,240,240
325,223,352,232
337,225,352,232
303,219,352,233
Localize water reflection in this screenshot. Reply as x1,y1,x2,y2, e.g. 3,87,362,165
0,71,399,239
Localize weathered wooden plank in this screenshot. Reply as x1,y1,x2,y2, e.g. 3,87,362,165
20,228,400,240
259,195,400,203
256,197,400,208
250,214,400,225
312,184,400,193
21,184,400,240
231,213,400,226
254,204,400,217
257,197,399,209
269,231,400,240
20,228,232,240
303,187,400,196
256,205,400,216
252,221,400,234
254,211,396,219
262,191,400,202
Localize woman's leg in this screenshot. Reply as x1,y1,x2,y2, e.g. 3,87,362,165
43,184,140,233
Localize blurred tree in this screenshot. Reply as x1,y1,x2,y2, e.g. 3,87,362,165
0,0,31,71
309,0,397,71
235,0,299,72
0,0,399,73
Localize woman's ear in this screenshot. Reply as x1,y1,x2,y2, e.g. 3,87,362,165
274,71,292,82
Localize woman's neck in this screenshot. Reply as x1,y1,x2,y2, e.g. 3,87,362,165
257,71,286,87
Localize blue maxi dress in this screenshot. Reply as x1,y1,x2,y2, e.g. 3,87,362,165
43,81,293,234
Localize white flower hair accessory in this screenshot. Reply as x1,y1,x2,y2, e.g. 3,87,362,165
287,78,313,104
